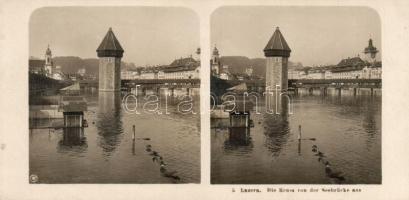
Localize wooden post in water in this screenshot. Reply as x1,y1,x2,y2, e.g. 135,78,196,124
298,125,302,140
132,125,136,141
298,125,302,155
132,139,136,155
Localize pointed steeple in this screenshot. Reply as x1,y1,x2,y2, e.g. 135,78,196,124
264,27,291,57
97,27,124,57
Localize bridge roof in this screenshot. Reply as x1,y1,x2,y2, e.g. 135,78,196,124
60,83,80,91
227,83,247,91
59,96,87,112
264,27,291,57
97,28,124,57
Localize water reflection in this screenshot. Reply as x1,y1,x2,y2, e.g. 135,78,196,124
224,127,253,153
211,118,230,129
212,94,381,184
263,112,290,156
362,97,380,150
298,138,302,156
29,92,200,183
97,92,123,155
57,127,87,153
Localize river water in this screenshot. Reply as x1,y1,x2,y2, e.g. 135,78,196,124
211,93,381,184
29,92,200,183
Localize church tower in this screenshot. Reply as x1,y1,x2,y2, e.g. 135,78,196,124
44,45,53,76
96,28,124,92
364,38,378,65
211,46,220,75
195,47,201,62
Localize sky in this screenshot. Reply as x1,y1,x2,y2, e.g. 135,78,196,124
30,7,199,66
211,6,381,66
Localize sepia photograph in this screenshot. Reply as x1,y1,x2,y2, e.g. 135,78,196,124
2,1,409,199
28,7,200,183
210,6,382,184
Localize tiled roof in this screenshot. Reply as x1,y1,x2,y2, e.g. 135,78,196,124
170,57,197,67
331,57,366,72
138,57,199,73
337,57,365,67
264,27,291,57
162,57,198,72
97,28,124,57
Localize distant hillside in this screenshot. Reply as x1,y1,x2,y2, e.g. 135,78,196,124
53,56,137,76
220,56,303,78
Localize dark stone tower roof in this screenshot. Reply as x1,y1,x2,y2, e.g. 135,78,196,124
264,27,291,57
97,27,124,58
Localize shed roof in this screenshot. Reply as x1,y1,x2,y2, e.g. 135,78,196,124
59,96,87,112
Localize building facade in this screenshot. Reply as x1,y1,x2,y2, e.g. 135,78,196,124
161,57,200,79
121,56,200,80
289,38,381,80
